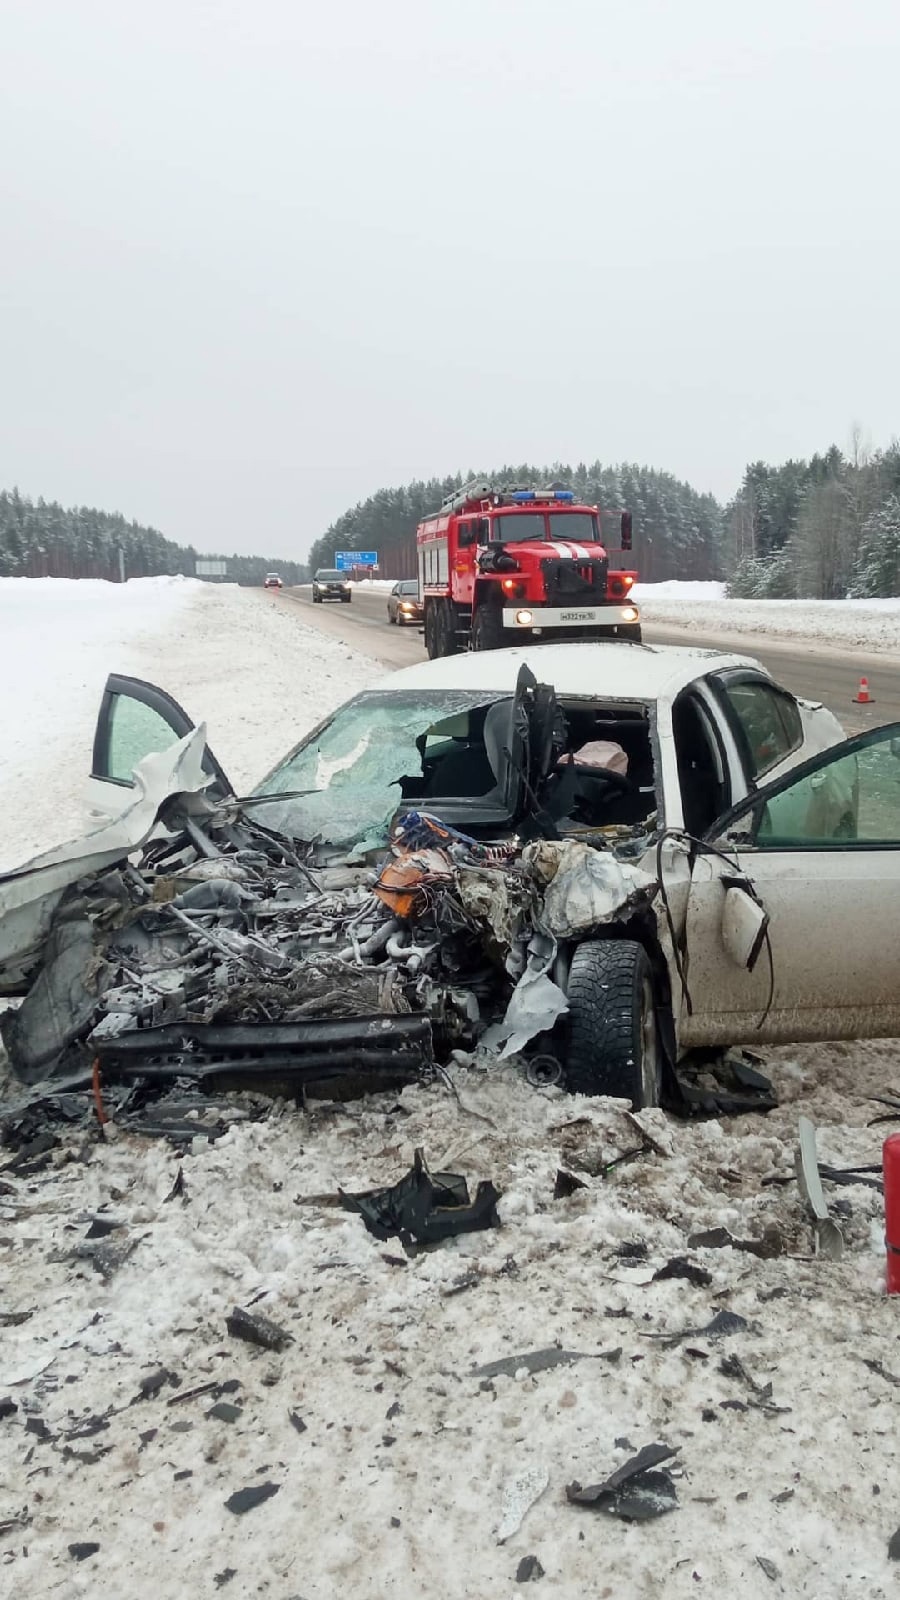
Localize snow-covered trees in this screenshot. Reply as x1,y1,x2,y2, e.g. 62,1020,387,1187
850,496,900,598
0,490,307,585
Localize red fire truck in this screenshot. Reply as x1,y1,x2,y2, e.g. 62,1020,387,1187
416,482,640,658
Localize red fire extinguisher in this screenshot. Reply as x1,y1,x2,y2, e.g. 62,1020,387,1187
885,1133,900,1294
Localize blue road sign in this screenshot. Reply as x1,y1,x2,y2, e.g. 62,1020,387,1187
335,550,378,570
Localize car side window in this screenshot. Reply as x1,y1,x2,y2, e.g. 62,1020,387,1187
717,725,900,850
720,678,802,781
107,693,180,782
756,731,900,846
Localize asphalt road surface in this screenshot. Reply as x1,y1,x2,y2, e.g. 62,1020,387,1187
285,586,900,736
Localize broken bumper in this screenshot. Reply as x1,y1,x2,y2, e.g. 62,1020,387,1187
93,1015,434,1096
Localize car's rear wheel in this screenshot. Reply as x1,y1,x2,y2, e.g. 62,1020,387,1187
565,939,661,1108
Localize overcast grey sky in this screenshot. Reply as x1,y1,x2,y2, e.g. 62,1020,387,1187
2,1,899,558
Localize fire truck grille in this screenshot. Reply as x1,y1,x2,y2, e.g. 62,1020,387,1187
540,556,609,602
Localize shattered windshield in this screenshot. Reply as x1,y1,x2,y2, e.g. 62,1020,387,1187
253,690,502,852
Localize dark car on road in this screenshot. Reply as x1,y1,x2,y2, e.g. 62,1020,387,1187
387,578,423,626
312,568,351,603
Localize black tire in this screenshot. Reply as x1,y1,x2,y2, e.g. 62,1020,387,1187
342,594,351,603
471,601,505,651
431,599,459,657
565,939,661,1108
424,602,439,659
313,593,322,603
388,608,396,624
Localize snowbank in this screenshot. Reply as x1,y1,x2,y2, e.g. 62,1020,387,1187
635,581,900,653
0,1041,896,1597
0,579,378,871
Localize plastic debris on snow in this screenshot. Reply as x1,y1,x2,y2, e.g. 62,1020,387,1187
341,1147,500,1248
566,1443,681,1521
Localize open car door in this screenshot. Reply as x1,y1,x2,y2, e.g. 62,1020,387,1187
86,673,233,815
678,722,900,1049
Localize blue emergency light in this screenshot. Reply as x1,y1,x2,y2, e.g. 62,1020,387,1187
555,490,575,502
512,491,536,502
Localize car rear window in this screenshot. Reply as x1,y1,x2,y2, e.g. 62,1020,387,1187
721,678,802,780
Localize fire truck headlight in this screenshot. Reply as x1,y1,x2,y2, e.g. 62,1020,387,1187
621,605,639,622
515,608,534,626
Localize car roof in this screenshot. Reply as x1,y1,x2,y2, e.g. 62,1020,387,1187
377,641,762,704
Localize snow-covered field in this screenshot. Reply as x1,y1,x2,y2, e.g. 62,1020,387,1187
2,577,900,1598
0,578,376,872
635,581,900,654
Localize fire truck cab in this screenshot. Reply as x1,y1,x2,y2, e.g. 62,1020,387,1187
416,482,640,658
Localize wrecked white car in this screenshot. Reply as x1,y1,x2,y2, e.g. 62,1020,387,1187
1,641,895,1114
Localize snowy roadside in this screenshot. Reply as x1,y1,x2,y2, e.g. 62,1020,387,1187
0,579,378,872
635,582,900,654
1,1041,898,1598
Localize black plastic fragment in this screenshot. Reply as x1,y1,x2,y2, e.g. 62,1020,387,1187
215,1571,237,1589
0,1397,18,1419
224,1481,281,1515
208,1402,243,1424
687,1227,733,1250
756,1556,780,1581
567,1443,680,1521
65,1414,110,1440
647,1310,750,1344
516,1555,545,1582
25,1415,52,1441
85,1216,122,1239
889,1528,900,1561
288,1410,307,1434
652,1257,712,1287
137,1367,180,1400
473,1348,587,1380
226,1305,292,1353
68,1542,100,1561
342,1148,500,1247
554,1169,587,1199
163,1166,187,1203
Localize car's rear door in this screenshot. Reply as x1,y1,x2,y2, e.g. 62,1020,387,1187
678,722,900,1048
86,673,233,814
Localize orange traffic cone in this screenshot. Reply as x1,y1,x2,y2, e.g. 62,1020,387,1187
853,677,874,704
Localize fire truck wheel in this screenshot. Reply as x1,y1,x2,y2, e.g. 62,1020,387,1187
429,600,457,657
471,603,505,652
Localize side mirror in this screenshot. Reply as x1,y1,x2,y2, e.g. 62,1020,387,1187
721,884,769,971
620,512,633,552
